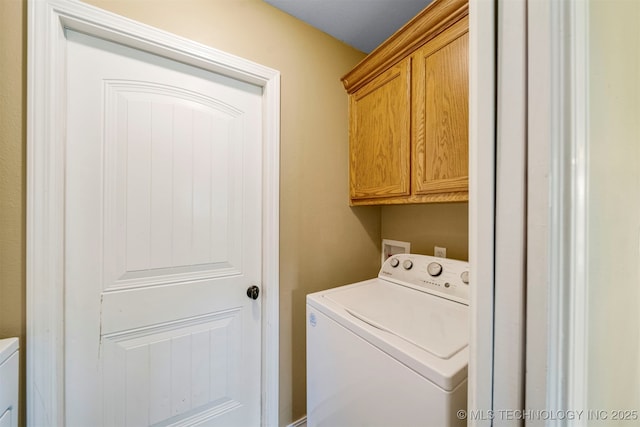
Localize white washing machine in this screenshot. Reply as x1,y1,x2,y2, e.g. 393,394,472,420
306,254,469,427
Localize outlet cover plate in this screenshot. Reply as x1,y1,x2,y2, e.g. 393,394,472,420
434,246,447,258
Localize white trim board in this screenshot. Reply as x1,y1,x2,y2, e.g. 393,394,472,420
526,0,553,422
26,1,280,425
530,0,590,418
287,416,307,427
468,0,496,425
493,0,527,419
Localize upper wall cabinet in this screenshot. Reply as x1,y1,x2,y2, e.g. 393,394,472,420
342,0,469,206
350,58,411,200
413,16,469,196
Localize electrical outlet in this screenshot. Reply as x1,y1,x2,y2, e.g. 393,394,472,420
434,246,447,258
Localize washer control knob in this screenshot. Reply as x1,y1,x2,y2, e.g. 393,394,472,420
402,260,413,270
461,271,470,284
389,258,400,268
427,262,443,277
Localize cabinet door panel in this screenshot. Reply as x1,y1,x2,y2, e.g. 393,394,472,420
350,59,411,200
413,18,469,195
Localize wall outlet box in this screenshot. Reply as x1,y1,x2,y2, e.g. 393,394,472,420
434,246,447,258
382,239,411,266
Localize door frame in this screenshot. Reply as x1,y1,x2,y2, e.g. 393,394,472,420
469,0,529,423
26,1,281,425
468,0,496,424
527,0,591,418
470,0,591,422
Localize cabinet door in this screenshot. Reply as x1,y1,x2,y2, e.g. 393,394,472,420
349,58,411,201
413,17,469,195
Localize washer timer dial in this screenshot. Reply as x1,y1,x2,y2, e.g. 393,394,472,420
427,262,443,277
460,271,469,284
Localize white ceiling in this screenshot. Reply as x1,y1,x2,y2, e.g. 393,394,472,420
263,0,434,53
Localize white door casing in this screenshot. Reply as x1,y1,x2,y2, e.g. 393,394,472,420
27,1,280,426
468,0,496,425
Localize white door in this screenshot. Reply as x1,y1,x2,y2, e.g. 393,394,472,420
64,29,262,427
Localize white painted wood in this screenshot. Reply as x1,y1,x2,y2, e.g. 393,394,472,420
101,312,243,425
103,81,244,290
525,0,552,424
527,0,593,423
171,335,193,416
127,101,151,270
27,1,280,426
546,0,590,421
149,340,172,423
191,329,210,408
287,416,307,427
468,0,496,425
0,338,19,427
125,345,150,426
150,103,174,269
565,1,589,418
522,0,591,422
493,0,527,423
65,29,261,427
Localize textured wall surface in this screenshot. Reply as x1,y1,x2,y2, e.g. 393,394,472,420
587,0,640,419
0,0,26,425
382,203,469,261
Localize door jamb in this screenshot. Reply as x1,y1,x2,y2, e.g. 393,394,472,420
532,0,590,417
27,1,281,425
468,0,496,424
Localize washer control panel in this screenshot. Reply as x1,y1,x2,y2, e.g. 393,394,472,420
379,254,470,305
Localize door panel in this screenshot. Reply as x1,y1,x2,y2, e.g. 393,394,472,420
349,59,411,200
103,82,243,290
412,17,469,195
102,310,241,426
65,29,262,427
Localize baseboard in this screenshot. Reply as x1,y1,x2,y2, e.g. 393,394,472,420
287,415,307,427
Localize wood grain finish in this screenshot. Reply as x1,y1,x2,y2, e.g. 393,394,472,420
350,191,468,206
344,0,469,205
342,0,468,94
413,17,469,195
349,59,411,199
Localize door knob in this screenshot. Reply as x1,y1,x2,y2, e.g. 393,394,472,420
247,285,260,300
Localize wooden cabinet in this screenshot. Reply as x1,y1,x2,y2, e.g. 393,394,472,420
342,0,468,205
350,59,411,200
412,17,469,196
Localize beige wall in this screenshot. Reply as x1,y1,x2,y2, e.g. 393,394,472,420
0,0,384,425
381,203,469,261
587,0,640,420
0,0,26,425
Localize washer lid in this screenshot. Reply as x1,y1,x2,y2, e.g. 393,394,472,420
325,279,468,359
